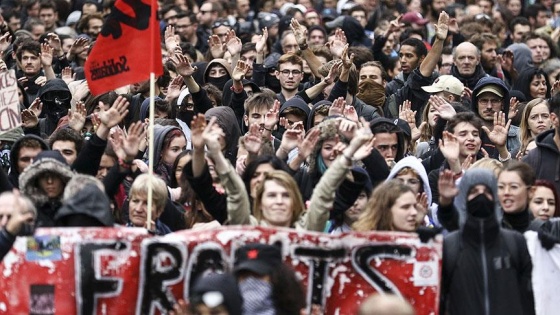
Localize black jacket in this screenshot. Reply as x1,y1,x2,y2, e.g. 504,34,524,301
523,129,560,195
440,169,535,315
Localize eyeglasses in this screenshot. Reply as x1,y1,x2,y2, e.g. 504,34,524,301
279,69,302,76
212,20,231,29
478,98,502,105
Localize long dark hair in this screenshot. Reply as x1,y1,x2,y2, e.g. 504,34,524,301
512,67,551,101
242,155,290,197
271,264,307,315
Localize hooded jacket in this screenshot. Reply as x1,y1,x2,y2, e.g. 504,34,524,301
203,59,232,91
152,125,184,185
507,43,534,76
369,117,406,162
387,156,432,207
55,183,115,227
471,76,521,156
205,107,241,166
37,79,72,138
19,151,74,227
523,129,560,195
8,134,49,188
441,169,535,315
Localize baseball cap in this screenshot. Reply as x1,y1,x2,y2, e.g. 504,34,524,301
325,16,346,30
401,12,429,25
476,85,504,98
233,243,282,276
421,75,465,96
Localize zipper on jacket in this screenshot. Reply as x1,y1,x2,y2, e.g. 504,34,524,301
480,220,490,315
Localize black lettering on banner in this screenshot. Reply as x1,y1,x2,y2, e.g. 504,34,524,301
184,243,228,297
352,244,414,296
293,247,346,307
75,242,128,315
136,241,186,315
100,0,150,39
0,71,16,90
89,56,130,80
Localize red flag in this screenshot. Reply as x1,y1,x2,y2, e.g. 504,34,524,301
85,0,163,95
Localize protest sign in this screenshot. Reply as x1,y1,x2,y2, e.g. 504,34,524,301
0,226,442,314
0,70,21,135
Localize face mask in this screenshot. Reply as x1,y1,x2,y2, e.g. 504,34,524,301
206,76,229,91
467,193,495,218
42,91,70,119
238,277,274,315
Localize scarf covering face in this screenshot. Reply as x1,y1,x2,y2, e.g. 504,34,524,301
357,78,386,108
239,277,275,315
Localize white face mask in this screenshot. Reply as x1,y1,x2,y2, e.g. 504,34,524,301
238,277,275,315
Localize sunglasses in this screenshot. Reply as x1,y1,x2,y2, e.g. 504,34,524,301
212,20,231,29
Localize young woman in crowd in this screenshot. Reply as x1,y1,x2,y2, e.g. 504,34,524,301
153,125,187,185
353,180,419,232
529,179,560,221
497,161,537,233
512,67,551,101
518,98,552,155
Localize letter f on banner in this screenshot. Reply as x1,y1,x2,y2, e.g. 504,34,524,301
84,0,163,95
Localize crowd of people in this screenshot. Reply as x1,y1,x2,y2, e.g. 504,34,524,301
0,0,560,313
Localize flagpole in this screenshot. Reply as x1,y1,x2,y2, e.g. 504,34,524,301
146,0,158,231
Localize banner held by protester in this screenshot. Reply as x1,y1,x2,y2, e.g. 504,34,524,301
0,70,21,135
0,226,442,315
84,0,163,95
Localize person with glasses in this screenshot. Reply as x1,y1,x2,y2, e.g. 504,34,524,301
274,53,304,104
196,1,220,50
471,76,521,159
211,19,232,45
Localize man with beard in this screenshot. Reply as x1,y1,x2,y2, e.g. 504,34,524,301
470,33,504,78
15,40,56,102
451,42,489,90
422,0,447,41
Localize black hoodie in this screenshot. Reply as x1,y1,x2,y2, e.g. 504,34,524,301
523,129,560,195
8,134,49,188
37,79,72,138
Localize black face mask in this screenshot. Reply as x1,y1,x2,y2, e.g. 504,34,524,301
42,91,70,119
206,76,229,91
467,193,495,218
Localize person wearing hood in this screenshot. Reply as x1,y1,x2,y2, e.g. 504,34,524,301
55,174,114,227
35,78,72,138
523,93,560,197
506,43,534,84
471,76,521,158
324,15,372,47
203,58,232,91
152,125,187,186
387,156,434,226
450,42,489,91
440,168,535,315
19,150,74,227
7,134,49,189
204,106,241,166
187,273,243,315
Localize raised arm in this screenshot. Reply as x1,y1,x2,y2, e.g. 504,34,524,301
419,12,448,78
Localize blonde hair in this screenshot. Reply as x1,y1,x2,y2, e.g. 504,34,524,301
469,157,503,176
253,170,305,227
129,174,168,214
519,98,549,151
353,180,415,232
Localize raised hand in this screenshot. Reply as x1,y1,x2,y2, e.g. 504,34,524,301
338,118,357,140
438,131,460,162
68,37,89,59
243,123,263,155
430,95,456,120
203,116,226,156
329,97,345,116
500,50,514,74
343,105,359,122
481,111,511,147
434,11,449,41
438,169,459,202
340,44,354,69
61,67,75,85
21,109,39,128
166,75,184,100
98,96,129,128
509,96,520,118
279,128,303,154
0,32,12,52
226,32,242,56
45,33,62,55
255,27,268,54
172,53,197,77
164,25,179,53
68,101,87,132
40,43,53,67
123,121,146,160
416,192,429,225
190,114,207,150
399,99,412,120
552,80,560,96
290,18,307,46
329,29,347,58
29,98,43,117
208,35,225,58
324,60,341,84
232,60,249,81
297,128,321,160
264,99,280,131
35,76,46,86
